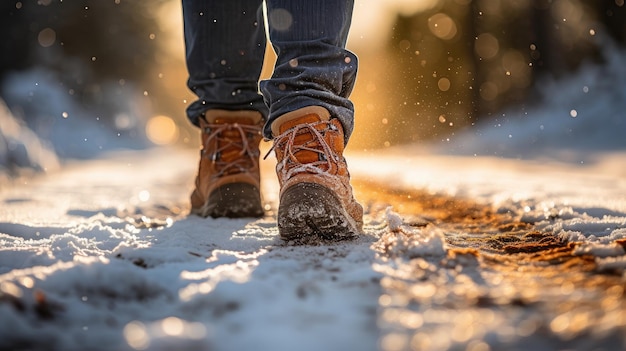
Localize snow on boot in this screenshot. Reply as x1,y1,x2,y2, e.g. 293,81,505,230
190,109,264,218
270,106,363,241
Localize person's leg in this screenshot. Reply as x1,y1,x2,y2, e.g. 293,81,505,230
260,0,358,143
183,0,267,218
262,0,363,240
183,0,268,125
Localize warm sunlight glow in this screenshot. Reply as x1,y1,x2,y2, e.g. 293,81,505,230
146,115,179,145
156,1,185,57
351,0,440,46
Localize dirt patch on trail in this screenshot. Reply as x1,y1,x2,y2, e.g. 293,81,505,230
354,180,626,350
356,179,594,262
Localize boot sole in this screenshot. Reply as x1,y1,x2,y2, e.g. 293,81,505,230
278,182,360,241
191,183,264,218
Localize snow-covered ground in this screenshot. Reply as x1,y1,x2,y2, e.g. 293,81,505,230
0,149,383,351
1,43,626,351
2,146,625,350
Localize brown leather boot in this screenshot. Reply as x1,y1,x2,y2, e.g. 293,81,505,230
190,109,264,218
270,106,363,240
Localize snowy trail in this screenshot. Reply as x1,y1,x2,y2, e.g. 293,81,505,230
0,148,383,351
361,182,626,351
1,147,626,351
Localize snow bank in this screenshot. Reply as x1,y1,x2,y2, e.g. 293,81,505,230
437,39,626,160
0,98,59,177
0,68,151,179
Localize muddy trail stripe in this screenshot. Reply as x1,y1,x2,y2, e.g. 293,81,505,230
355,180,626,351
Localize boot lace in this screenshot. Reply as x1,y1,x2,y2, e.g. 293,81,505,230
203,122,261,177
265,120,340,180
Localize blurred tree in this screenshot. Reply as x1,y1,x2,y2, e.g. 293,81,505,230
0,2,31,76
1,0,163,80
0,0,165,122
380,0,626,145
472,0,534,115
597,0,626,44
0,0,182,158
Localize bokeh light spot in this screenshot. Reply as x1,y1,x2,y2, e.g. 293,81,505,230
475,33,499,59
268,8,293,31
161,316,184,336
437,77,451,91
38,28,56,47
428,13,457,40
480,81,499,101
146,115,179,145
124,321,150,350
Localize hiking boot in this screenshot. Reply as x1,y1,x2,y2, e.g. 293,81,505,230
190,109,264,218
270,106,363,240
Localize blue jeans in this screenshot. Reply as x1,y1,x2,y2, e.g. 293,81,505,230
182,0,358,142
